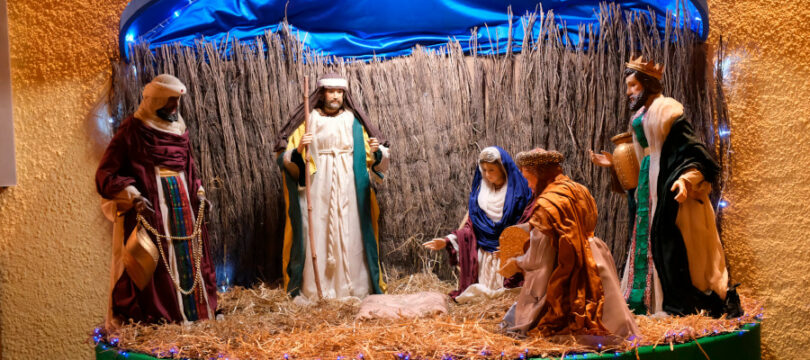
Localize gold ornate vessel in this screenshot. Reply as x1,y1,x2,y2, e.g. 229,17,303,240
123,227,159,290
611,132,640,190
497,225,530,278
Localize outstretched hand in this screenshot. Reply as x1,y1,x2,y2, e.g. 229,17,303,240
368,137,380,153
422,238,447,251
498,257,520,274
671,178,689,203
133,196,155,217
198,192,213,223
589,150,613,168
297,132,314,154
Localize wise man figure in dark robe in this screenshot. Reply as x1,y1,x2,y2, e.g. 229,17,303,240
96,74,217,327
590,56,741,317
274,72,390,301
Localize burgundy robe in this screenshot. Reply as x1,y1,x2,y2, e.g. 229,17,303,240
445,197,537,298
96,116,217,323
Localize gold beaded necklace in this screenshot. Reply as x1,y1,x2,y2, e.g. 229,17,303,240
136,201,206,298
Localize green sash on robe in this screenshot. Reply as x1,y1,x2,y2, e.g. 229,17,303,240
628,113,651,314
279,117,384,297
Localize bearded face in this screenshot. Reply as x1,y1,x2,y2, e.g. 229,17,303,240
156,96,180,122
625,73,649,112
322,88,345,114
519,164,562,194
628,89,649,112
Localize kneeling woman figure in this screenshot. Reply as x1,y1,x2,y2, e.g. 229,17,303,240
424,146,532,301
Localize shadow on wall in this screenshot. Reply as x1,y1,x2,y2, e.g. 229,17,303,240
85,77,116,159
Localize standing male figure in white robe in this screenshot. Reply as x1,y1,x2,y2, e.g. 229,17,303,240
275,73,390,301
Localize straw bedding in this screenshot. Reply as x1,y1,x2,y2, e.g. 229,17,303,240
103,272,761,359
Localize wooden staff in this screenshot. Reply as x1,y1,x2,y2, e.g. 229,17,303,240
303,77,323,300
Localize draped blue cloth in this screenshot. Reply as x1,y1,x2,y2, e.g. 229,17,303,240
468,147,532,253
119,0,708,60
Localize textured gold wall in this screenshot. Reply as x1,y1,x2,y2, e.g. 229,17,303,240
0,0,127,358
708,1,810,359
0,0,806,359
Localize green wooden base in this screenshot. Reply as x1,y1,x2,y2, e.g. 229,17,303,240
535,323,761,360
95,323,760,360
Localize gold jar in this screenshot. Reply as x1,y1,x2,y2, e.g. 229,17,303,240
497,225,530,278
611,132,640,190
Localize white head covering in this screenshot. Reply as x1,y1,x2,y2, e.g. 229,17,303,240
134,74,187,135
477,147,508,222
317,72,349,90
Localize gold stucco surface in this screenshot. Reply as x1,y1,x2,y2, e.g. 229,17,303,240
708,0,810,359
0,0,807,358
0,0,127,358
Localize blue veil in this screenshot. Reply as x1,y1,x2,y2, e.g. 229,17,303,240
468,146,532,253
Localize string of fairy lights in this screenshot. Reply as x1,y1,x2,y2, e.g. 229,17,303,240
715,38,737,213
718,120,731,210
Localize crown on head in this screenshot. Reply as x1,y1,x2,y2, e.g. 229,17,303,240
625,55,664,80
515,148,564,169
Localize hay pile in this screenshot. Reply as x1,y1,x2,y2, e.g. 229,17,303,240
103,273,762,359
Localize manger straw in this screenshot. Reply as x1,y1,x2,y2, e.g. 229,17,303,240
106,273,763,359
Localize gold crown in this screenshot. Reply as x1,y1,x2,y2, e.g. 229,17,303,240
625,55,664,80
515,148,564,168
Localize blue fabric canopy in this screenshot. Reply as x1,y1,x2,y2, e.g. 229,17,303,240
119,0,709,61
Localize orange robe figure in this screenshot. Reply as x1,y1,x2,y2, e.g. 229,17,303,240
525,174,607,336
504,148,638,342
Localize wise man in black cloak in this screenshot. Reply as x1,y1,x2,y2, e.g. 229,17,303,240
590,56,741,317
